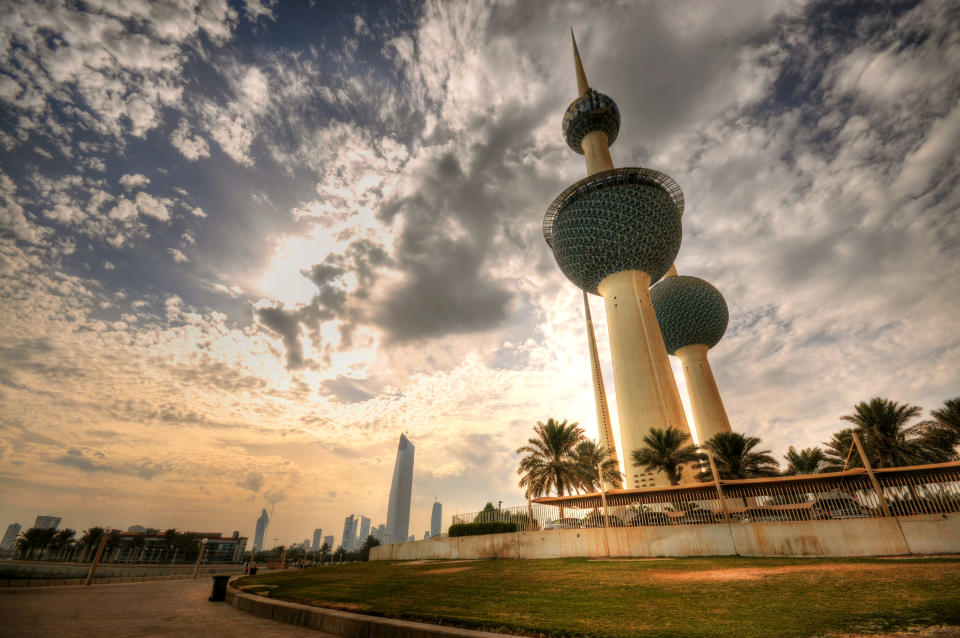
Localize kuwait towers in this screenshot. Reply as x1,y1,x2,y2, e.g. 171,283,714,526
544,32,695,488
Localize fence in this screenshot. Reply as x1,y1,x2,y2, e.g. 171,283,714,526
451,463,960,532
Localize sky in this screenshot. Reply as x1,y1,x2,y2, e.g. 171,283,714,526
1,0,959,548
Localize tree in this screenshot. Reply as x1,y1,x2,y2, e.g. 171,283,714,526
918,397,960,461
573,440,622,490
360,534,381,561
79,527,105,562
822,428,858,472
840,397,925,468
631,427,700,486
130,534,146,563
516,418,587,499
13,527,54,560
50,528,76,561
163,528,178,563
333,546,346,562
782,446,826,475
319,541,331,563
473,502,500,523
699,432,780,480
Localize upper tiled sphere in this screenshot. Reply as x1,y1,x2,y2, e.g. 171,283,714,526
550,181,681,294
650,275,729,355
562,89,620,154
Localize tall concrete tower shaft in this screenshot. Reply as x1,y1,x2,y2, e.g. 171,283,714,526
583,290,621,487
545,32,694,488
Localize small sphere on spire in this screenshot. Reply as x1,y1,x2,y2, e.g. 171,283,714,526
562,89,620,155
650,275,729,355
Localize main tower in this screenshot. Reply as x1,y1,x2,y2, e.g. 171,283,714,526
544,32,694,488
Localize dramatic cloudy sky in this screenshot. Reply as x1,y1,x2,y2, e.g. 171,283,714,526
1,0,958,546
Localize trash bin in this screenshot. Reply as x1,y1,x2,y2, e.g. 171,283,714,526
249,565,258,576
209,574,231,602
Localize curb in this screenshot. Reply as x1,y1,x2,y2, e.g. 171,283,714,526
227,581,507,637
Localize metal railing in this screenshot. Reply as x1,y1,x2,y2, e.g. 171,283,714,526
452,463,960,532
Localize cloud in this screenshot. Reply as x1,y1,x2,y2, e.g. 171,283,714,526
171,121,211,161
238,472,264,492
168,248,189,263
119,173,150,190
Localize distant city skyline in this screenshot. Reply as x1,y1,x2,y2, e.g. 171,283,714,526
312,528,323,551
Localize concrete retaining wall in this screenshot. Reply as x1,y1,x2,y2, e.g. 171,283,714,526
0,560,242,580
371,513,960,560
227,582,507,637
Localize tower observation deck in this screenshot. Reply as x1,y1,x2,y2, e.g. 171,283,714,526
543,31,695,488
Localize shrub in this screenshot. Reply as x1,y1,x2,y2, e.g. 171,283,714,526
448,521,518,537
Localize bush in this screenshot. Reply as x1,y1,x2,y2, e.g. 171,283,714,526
448,521,518,537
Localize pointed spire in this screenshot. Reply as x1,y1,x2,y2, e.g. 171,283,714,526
571,28,590,96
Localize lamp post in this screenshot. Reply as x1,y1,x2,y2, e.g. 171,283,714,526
192,538,208,579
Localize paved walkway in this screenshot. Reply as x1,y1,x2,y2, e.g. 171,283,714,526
0,577,332,637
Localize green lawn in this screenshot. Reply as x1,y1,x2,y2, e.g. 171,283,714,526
233,556,960,638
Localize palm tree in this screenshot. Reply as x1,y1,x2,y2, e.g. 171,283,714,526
13,528,52,560
319,541,331,564
699,432,780,480
573,440,623,490
822,428,858,472
918,398,960,461
516,418,586,498
79,527,105,562
631,427,700,486
333,546,346,562
360,534,381,561
163,529,179,563
50,528,76,561
782,446,826,475
840,397,924,468
130,534,146,563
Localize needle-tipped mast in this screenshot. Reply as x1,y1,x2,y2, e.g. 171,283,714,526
571,28,590,96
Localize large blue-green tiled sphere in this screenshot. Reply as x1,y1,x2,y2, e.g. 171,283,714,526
562,89,620,154
550,182,681,295
650,275,729,355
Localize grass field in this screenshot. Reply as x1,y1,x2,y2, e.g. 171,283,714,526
233,556,960,637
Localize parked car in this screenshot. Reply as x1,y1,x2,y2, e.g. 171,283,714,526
812,491,872,519
542,518,585,530
679,509,719,524
636,511,673,526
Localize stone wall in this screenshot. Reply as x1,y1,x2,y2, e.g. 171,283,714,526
371,513,960,560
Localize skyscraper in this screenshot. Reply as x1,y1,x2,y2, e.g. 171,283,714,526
323,535,334,550
253,508,269,551
312,528,323,550
358,516,371,543
1,523,21,550
33,515,61,530
543,32,693,488
341,514,355,551
430,500,442,538
374,524,385,541
385,433,414,544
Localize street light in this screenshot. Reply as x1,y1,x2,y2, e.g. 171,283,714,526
192,537,208,579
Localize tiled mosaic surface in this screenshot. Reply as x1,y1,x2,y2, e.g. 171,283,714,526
551,183,681,294
562,89,620,154
650,275,729,354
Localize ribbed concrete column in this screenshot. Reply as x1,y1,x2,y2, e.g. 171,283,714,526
675,343,732,445
598,270,683,488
